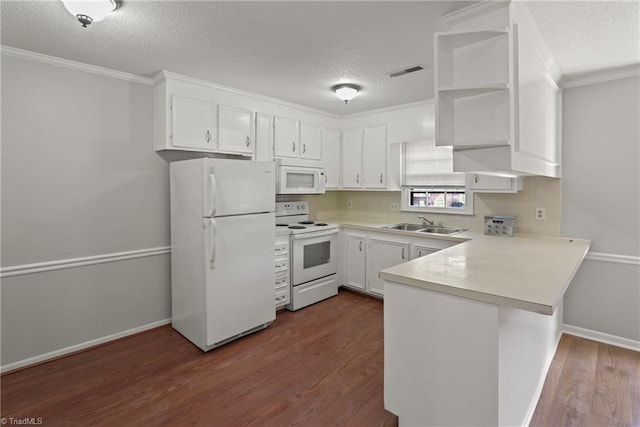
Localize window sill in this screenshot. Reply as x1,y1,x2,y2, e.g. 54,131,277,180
400,206,475,216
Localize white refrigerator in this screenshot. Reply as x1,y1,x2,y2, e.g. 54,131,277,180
170,158,276,351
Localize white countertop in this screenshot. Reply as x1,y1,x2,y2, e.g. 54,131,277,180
327,218,590,315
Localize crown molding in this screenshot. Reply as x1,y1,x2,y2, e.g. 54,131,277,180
1,45,153,86
154,70,341,120
561,64,640,89
441,0,511,28
340,98,434,120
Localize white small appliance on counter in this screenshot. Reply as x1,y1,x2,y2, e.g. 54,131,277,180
276,159,326,195
170,158,276,351
275,201,338,310
484,215,516,236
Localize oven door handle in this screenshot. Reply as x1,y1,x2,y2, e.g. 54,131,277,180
291,228,339,240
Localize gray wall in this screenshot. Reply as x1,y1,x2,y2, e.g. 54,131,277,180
1,55,171,367
561,75,640,342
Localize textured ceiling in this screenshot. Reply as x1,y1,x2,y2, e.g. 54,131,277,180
1,1,638,115
526,0,640,79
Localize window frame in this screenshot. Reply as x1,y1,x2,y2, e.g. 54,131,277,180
401,184,474,215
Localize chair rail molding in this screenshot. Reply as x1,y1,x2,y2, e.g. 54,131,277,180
0,246,171,278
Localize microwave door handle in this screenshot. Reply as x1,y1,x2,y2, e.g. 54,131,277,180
208,218,217,268
208,173,217,216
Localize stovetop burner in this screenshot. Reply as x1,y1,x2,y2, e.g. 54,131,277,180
298,221,314,225
315,223,328,226
288,225,306,230
276,223,289,227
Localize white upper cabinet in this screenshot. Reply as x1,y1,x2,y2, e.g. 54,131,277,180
468,174,523,193
217,104,253,155
363,124,387,189
254,113,274,162
341,128,364,188
169,95,216,151
323,128,340,189
299,122,323,161
154,73,255,156
435,2,561,178
341,125,389,190
273,116,300,159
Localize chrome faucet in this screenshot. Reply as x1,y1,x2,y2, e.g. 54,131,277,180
418,216,434,226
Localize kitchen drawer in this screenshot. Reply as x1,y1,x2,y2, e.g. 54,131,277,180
275,243,289,256
275,260,288,274
276,287,290,307
275,276,289,290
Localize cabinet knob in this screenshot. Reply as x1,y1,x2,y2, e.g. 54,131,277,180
303,144,306,154
474,174,479,184
292,142,296,152
245,136,251,147
401,247,405,260
356,174,360,184
359,241,362,252
205,130,211,143
380,173,383,184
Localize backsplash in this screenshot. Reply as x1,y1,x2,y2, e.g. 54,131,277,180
301,176,561,237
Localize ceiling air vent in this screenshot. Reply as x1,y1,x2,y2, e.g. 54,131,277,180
387,65,425,78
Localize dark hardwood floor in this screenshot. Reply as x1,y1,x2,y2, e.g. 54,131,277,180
2,290,639,426
1,290,397,426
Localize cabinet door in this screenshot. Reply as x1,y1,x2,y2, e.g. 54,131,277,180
217,105,253,154
411,245,438,260
254,113,274,162
368,238,409,296
363,124,387,189
274,117,300,158
345,235,366,290
342,128,363,188
468,174,523,193
171,95,214,150
323,128,340,189
300,122,323,160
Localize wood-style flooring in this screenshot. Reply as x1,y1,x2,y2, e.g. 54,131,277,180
1,290,397,426
531,333,640,427
2,290,639,426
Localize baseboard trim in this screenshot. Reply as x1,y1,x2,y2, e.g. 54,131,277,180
0,246,171,278
1,318,172,374
563,324,640,352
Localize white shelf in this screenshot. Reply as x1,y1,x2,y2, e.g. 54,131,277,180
439,140,510,150
437,84,509,99
436,29,509,49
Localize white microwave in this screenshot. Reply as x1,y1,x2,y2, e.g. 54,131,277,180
276,159,326,195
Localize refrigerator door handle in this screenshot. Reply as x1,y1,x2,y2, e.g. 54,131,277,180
208,173,217,217
209,218,217,269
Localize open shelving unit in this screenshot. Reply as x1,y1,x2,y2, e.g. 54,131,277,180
435,28,512,156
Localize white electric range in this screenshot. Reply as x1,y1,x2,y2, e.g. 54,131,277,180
275,201,339,311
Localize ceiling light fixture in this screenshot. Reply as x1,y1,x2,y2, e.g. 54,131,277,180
61,0,118,28
332,84,360,104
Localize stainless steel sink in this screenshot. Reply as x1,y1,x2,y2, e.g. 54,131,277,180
383,223,464,235
418,227,463,235
383,223,425,231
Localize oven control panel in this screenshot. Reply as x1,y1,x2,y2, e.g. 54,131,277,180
276,201,308,216
484,216,515,237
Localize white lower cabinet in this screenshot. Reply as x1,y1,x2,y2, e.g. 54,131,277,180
345,234,366,290
367,238,409,296
342,228,458,298
275,233,290,308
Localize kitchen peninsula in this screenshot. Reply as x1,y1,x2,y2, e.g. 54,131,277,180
379,232,590,426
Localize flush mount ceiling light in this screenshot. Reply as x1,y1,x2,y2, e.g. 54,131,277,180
62,0,118,28
332,84,361,104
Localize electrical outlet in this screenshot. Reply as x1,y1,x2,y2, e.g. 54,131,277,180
390,202,399,211
535,207,546,221
347,200,353,209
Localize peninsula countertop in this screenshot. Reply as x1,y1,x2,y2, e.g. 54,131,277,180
325,218,590,315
